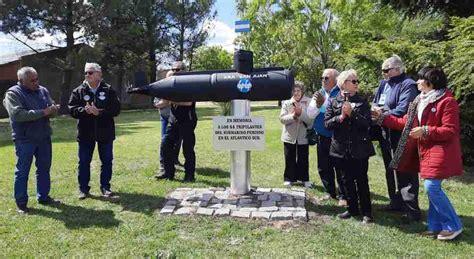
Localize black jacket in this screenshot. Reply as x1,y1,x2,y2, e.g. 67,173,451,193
324,92,375,160
68,81,121,142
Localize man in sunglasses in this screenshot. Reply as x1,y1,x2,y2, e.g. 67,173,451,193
155,61,198,182
3,66,60,213
68,62,121,199
372,55,420,223
307,68,347,206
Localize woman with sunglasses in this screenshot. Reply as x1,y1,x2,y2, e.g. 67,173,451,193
279,81,315,188
325,69,375,224
373,67,463,240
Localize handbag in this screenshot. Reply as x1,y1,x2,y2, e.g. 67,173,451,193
303,122,317,146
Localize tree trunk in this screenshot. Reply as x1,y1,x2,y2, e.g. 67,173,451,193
59,0,75,114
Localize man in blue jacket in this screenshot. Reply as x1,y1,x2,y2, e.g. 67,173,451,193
309,68,347,205
372,55,420,223
3,67,60,213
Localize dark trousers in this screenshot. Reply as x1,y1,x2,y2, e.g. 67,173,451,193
159,114,182,168
335,157,372,217
379,133,398,206
317,135,346,199
78,140,113,192
283,142,309,182
398,172,421,219
14,138,52,206
163,121,197,179
379,130,420,216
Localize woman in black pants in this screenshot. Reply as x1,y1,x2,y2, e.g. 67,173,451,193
324,69,375,223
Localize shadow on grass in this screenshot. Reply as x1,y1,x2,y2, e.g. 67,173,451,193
196,167,229,178
453,171,474,184
91,192,166,216
30,202,121,229
306,197,474,245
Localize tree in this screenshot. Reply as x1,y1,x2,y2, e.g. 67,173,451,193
0,0,96,113
166,0,217,70
192,46,233,71
193,46,233,115
381,0,474,18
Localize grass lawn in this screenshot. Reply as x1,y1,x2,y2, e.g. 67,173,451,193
0,104,473,257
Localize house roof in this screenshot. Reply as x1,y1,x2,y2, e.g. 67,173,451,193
0,43,89,66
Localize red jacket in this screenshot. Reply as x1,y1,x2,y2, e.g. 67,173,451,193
383,90,463,179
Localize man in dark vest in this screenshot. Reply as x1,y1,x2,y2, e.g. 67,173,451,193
155,61,198,182
3,66,60,213
68,62,121,199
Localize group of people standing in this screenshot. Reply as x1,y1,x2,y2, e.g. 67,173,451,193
279,55,464,240
3,55,464,241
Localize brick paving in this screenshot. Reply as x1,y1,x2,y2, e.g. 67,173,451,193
159,187,307,221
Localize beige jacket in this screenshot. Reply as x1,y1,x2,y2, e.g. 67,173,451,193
279,96,315,144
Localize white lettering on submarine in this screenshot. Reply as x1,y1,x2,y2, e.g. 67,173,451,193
222,74,269,80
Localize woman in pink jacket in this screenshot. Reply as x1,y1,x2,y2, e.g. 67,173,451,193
373,67,463,241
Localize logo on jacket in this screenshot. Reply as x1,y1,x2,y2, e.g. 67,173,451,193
98,92,106,100
237,78,252,93
83,95,91,101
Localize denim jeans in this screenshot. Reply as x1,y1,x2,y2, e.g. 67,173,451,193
424,179,463,232
78,140,113,192
14,138,52,205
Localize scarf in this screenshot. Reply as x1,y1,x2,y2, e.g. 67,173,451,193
389,88,447,170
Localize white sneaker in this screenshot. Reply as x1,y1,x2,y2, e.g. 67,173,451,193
437,229,463,240
304,181,313,188
283,181,292,187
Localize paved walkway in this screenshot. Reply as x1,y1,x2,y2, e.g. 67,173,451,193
160,187,307,221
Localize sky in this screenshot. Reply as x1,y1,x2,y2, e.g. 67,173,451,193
0,0,240,59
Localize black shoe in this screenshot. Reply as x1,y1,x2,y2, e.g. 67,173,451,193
155,174,174,181
78,191,90,200
337,211,353,219
362,216,373,224
382,204,402,212
16,204,30,214
38,196,60,205
183,176,195,183
401,213,421,224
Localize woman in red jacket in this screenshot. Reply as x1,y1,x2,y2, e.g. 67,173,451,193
373,67,463,241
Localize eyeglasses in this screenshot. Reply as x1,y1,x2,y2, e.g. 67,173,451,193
172,68,182,72
382,67,395,73
321,76,330,81
85,71,96,75
345,79,360,85
30,78,39,83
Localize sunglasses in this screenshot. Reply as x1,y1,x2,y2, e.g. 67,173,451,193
321,76,330,81
345,79,360,85
172,68,182,72
382,67,395,73
85,71,97,75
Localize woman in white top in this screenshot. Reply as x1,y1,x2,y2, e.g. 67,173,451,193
279,81,315,187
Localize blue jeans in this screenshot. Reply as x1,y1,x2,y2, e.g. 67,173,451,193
424,179,463,232
78,141,113,192
14,138,52,205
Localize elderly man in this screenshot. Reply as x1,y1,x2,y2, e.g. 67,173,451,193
372,55,420,223
155,61,198,182
3,66,59,213
308,68,347,205
68,63,121,199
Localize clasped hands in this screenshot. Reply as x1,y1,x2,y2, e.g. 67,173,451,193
85,102,101,116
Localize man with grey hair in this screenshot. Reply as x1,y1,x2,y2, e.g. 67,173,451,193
372,55,420,223
3,66,60,213
68,62,121,199
307,68,347,206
